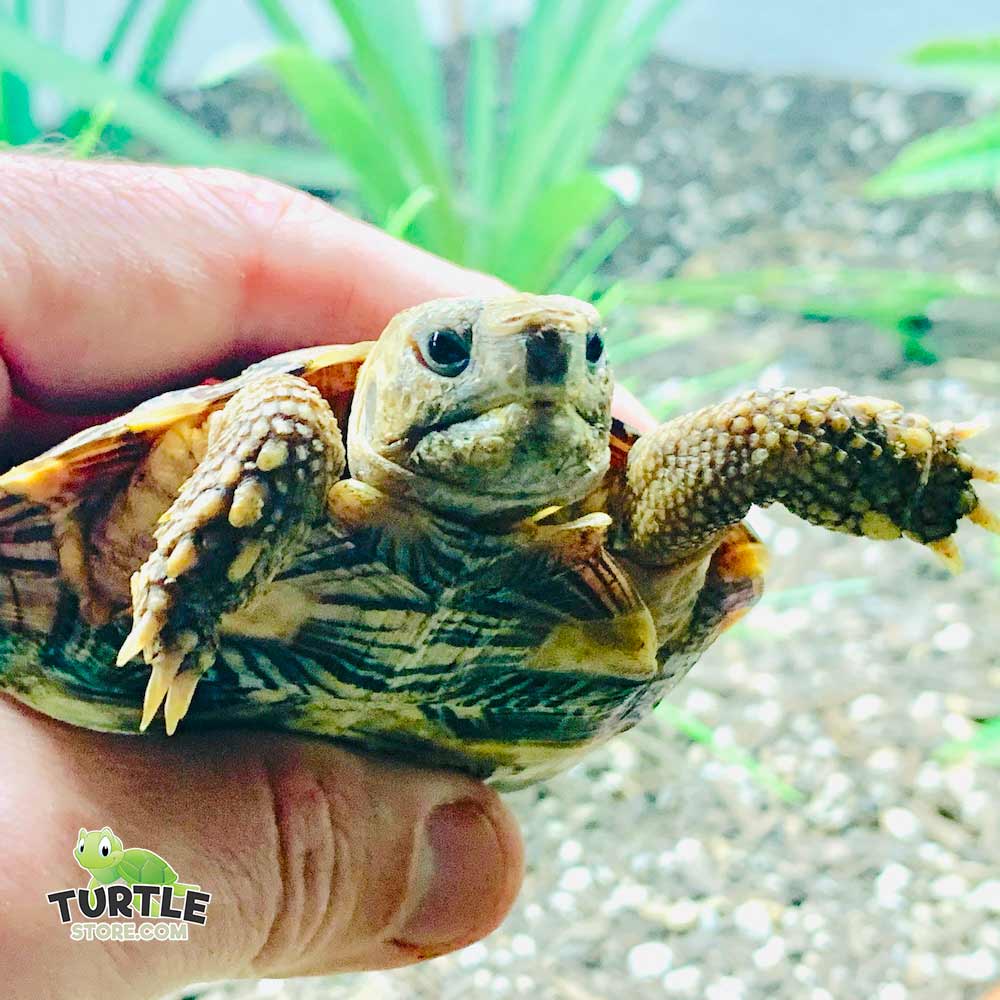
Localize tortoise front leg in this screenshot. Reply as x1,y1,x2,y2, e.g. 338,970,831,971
615,387,998,567
116,373,345,734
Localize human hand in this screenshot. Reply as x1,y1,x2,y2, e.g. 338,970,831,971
0,155,527,1000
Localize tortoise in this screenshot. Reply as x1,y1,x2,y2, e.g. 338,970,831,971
0,294,995,788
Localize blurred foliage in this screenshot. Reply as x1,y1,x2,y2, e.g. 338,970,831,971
938,717,1000,767
868,35,1000,199
624,267,1000,366
0,0,348,186
255,0,678,292
655,702,805,804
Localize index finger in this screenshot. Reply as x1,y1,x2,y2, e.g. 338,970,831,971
0,156,506,413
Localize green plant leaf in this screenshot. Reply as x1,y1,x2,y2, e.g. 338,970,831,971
462,16,497,268
265,45,409,218
70,99,115,157
496,0,678,265
628,267,984,323
867,148,1000,198
0,18,228,162
100,0,147,66
937,717,1000,765
556,216,631,297
134,0,196,90
327,0,444,150
325,0,460,255
0,69,38,145
656,702,805,803
247,0,306,44
866,112,1000,198
383,184,437,239
491,171,616,292
221,139,353,190
908,35,1000,70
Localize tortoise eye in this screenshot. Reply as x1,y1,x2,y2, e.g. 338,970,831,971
586,329,605,365
421,328,471,377
77,839,85,854
99,836,111,857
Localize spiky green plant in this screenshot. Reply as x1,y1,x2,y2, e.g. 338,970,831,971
0,0,347,186
254,0,679,292
867,35,1000,199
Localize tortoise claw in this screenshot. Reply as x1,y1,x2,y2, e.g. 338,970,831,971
139,652,183,732
163,671,201,736
969,503,1000,535
116,611,158,667
926,537,963,575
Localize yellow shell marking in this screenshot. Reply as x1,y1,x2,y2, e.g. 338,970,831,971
528,607,658,680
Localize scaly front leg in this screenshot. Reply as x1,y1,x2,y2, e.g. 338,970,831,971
116,373,345,734
615,388,998,567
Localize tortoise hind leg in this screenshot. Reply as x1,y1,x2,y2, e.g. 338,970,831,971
615,388,998,568
117,372,345,734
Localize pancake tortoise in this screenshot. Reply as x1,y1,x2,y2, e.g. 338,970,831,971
0,294,995,788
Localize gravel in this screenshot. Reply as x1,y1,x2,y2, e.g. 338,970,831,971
170,46,1000,1000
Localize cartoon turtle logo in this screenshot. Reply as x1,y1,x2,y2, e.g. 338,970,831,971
74,827,199,914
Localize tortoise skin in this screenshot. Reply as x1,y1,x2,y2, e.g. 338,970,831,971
0,294,994,789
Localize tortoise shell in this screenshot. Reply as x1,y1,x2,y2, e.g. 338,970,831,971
0,333,763,790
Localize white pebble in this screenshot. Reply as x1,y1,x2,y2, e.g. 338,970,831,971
968,879,1000,912
627,941,674,979
510,934,536,958
663,898,701,932
875,863,912,908
881,807,921,840
604,883,649,912
674,837,704,863
877,984,907,1000
558,839,582,863
944,949,998,982
867,747,902,773
941,712,976,741
733,899,773,940
848,693,885,722
932,622,972,652
662,965,702,995
550,891,575,914
559,866,592,892
910,691,943,719
457,942,489,967
753,936,787,970
706,976,746,1000
929,874,967,899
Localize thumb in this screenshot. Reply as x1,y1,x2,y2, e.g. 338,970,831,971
1,702,524,999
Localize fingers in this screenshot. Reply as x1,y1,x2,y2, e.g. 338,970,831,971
0,154,647,456
613,383,656,432
0,700,524,999
0,155,506,414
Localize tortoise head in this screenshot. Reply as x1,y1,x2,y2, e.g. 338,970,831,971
347,294,613,518
75,827,124,871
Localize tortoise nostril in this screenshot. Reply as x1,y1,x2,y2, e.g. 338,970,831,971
525,328,569,384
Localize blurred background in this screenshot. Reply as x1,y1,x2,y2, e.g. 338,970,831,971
3,1,998,998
